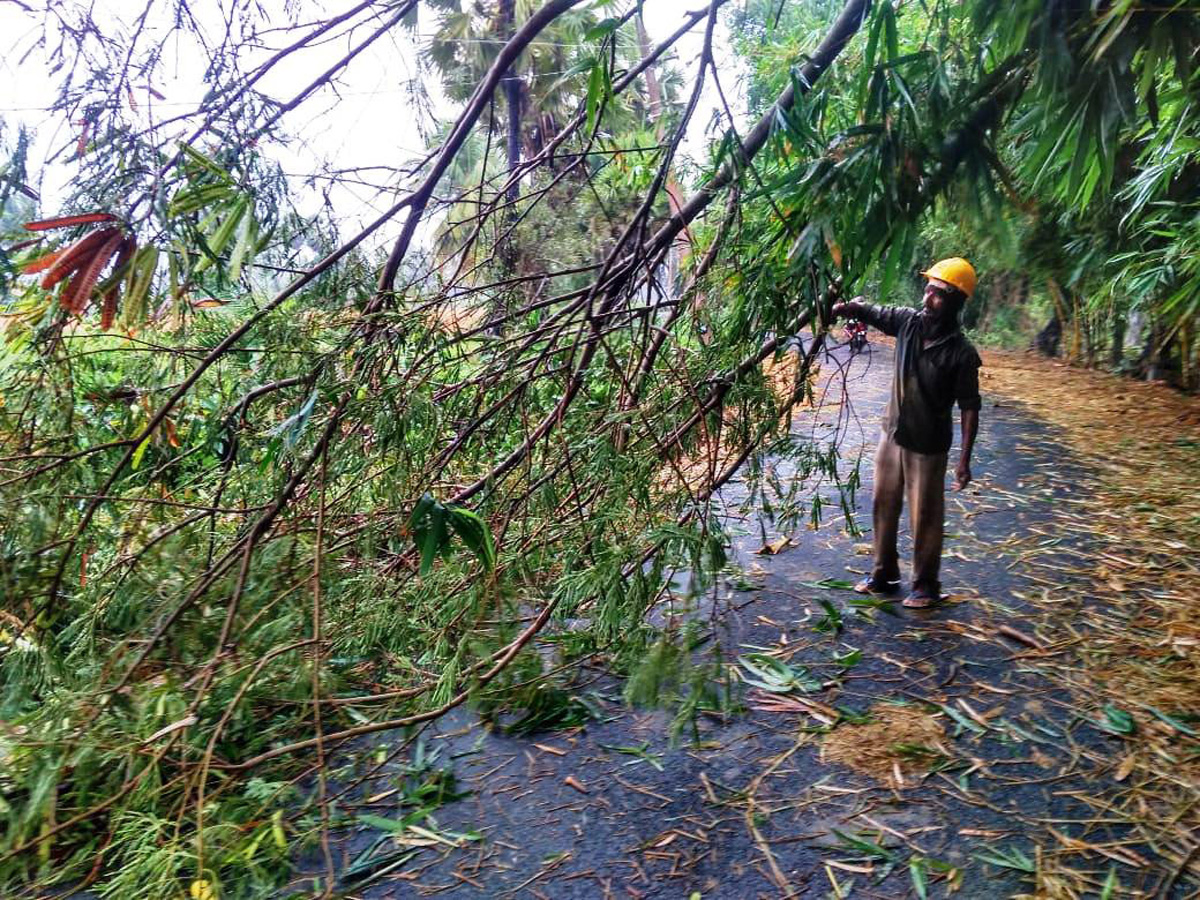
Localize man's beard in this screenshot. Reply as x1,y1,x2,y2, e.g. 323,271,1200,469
920,307,958,337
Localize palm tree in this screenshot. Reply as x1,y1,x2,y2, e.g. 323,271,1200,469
422,2,603,192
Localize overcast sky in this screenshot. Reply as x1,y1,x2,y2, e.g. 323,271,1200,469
0,1,742,246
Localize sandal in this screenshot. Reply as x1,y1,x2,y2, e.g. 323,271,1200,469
854,576,900,596
902,589,943,608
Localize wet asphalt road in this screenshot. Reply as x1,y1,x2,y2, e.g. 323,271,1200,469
294,341,1178,899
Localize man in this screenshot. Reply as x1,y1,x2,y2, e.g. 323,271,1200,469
830,258,982,608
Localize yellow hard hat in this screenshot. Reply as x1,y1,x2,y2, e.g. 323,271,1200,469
921,257,977,298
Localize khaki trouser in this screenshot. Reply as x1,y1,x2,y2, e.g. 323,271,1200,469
871,431,948,596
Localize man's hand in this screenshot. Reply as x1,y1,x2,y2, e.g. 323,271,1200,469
831,296,865,321
955,409,979,491
953,459,972,491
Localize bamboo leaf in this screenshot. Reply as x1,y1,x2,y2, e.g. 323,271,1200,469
122,246,159,328
169,183,236,218
974,845,1035,873
179,143,231,179
447,506,496,572
831,828,895,861
584,17,620,43
585,56,611,135
1100,866,1119,900
938,703,986,735
23,212,118,231
269,389,318,451
195,197,247,274
909,857,928,900
418,507,447,577
227,203,256,281
131,434,152,471
1101,704,1136,735
883,1,899,64
356,813,409,834
1135,704,1197,737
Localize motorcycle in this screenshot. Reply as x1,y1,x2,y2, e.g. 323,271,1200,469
844,319,868,353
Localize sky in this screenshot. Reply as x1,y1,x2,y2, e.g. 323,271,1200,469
0,1,743,249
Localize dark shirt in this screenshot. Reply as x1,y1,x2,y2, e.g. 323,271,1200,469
856,303,982,455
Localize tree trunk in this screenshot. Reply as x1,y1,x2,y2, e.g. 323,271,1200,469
637,14,665,126
1035,313,1062,357
499,0,521,208
637,10,692,284
1041,278,1069,359
1180,318,1194,391
493,0,522,332
1109,313,1126,370
1141,319,1179,383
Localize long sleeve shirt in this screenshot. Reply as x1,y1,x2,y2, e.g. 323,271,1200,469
854,303,982,455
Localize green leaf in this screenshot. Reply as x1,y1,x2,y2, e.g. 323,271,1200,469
877,231,907,301
909,857,928,900
447,506,496,572
195,197,248,274
584,16,621,42
269,389,318,452
419,513,446,576
1100,866,1119,900
974,845,1035,873
356,813,408,834
227,202,257,281
410,493,436,528
833,648,862,668
1102,705,1137,735
857,2,886,110
938,703,986,735
890,69,920,125
121,246,158,328
598,741,665,771
1135,703,1198,737
131,433,152,471
168,183,235,218
798,578,856,590
546,55,599,95
179,143,229,179
830,828,895,861
848,594,898,615
813,597,843,634
883,1,899,63
410,495,448,577
585,56,611,135
409,495,494,576
738,654,822,694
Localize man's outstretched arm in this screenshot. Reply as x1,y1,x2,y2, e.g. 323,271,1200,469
954,407,979,490
831,297,906,336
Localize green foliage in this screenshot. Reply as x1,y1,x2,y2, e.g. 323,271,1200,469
4,0,1200,893
733,0,1200,377
738,653,823,694
409,493,496,575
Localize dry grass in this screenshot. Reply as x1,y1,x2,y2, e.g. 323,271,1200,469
820,703,949,787
424,299,489,335
981,350,1200,885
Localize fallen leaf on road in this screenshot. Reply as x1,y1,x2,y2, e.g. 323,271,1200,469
756,536,793,555
1114,754,1136,782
